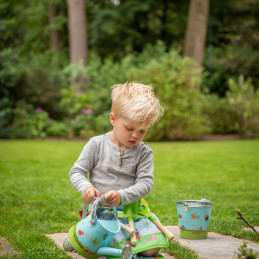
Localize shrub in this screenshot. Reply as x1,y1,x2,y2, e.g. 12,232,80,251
46,120,69,137
202,94,238,134
60,44,209,140
11,102,49,139
0,48,22,95
94,112,112,135
203,76,259,135
60,87,91,116
203,44,259,97
126,48,209,140
57,44,258,139
1,50,68,120
71,113,95,137
226,76,259,134
21,53,67,118
11,102,36,139
0,98,13,138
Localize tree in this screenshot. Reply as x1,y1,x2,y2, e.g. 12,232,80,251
184,0,210,67
67,0,88,93
86,0,189,59
48,4,61,53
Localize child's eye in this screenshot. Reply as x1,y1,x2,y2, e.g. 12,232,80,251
126,127,133,131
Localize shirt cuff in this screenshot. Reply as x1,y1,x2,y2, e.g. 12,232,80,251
118,190,126,205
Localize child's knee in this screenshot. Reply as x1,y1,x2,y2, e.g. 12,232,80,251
139,247,160,257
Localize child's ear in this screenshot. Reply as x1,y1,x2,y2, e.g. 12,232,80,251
110,112,116,126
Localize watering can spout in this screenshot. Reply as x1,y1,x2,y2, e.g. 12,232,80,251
97,245,137,259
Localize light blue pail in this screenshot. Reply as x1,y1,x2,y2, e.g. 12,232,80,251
176,199,213,239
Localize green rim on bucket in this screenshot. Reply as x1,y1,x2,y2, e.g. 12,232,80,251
179,228,208,239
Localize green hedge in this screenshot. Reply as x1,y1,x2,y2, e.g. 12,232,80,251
0,44,258,140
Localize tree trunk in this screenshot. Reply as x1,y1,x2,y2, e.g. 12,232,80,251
184,0,210,67
48,5,61,53
67,0,88,93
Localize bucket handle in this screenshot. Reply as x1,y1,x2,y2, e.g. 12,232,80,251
90,197,117,225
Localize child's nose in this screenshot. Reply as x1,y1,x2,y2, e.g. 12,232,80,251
132,131,138,138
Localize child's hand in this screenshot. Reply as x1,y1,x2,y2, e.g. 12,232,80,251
82,187,100,204
102,190,121,207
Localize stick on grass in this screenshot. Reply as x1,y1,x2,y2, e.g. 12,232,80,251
236,210,259,239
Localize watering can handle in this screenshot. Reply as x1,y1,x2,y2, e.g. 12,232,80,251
90,197,118,225
91,197,102,224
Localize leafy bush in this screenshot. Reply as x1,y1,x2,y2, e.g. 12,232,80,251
203,44,259,97
0,48,22,96
203,76,259,134
69,111,111,138
11,102,50,139
94,112,112,135
3,42,258,140
0,98,13,138
0,49,68,120
21,53,68,118
61,55,128,117
59,44,209,140
11,102,36,139
46,120,69,137
71,113,95,137
59,44,210,140
202,94,237,134
87,55,128,114
226,76,259,134
125,48,209,140
60,87,91,116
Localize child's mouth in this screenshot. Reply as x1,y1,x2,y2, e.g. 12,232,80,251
128,141,136,145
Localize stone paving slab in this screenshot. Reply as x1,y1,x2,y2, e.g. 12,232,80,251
0,236,19,256
166,226,259,259
243,226,259,233
46,233,85,259
45,226,259,259
45,233,176,259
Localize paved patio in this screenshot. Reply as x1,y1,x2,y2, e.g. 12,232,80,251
45,226,259,259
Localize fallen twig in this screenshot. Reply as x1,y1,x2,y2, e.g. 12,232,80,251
236,210,259,239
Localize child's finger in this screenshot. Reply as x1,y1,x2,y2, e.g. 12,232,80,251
94,188,101,197
102,191,112,201
88,188,95,198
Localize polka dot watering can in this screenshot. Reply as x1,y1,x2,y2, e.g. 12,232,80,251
68,197,137,259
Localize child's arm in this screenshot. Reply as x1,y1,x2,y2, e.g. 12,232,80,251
118,144,154,205
69,138,97,197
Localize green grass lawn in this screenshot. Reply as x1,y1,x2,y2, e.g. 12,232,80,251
0,139,258,258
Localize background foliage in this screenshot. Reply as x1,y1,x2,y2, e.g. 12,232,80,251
0,0,258,140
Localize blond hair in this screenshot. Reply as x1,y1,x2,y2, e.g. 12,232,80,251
111,82,163,125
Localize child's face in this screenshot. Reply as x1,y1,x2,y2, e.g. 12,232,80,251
110,113,150,150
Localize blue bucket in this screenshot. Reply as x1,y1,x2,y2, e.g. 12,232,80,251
176,199,213,239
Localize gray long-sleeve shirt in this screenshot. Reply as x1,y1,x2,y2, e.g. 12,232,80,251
69,132,154,204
